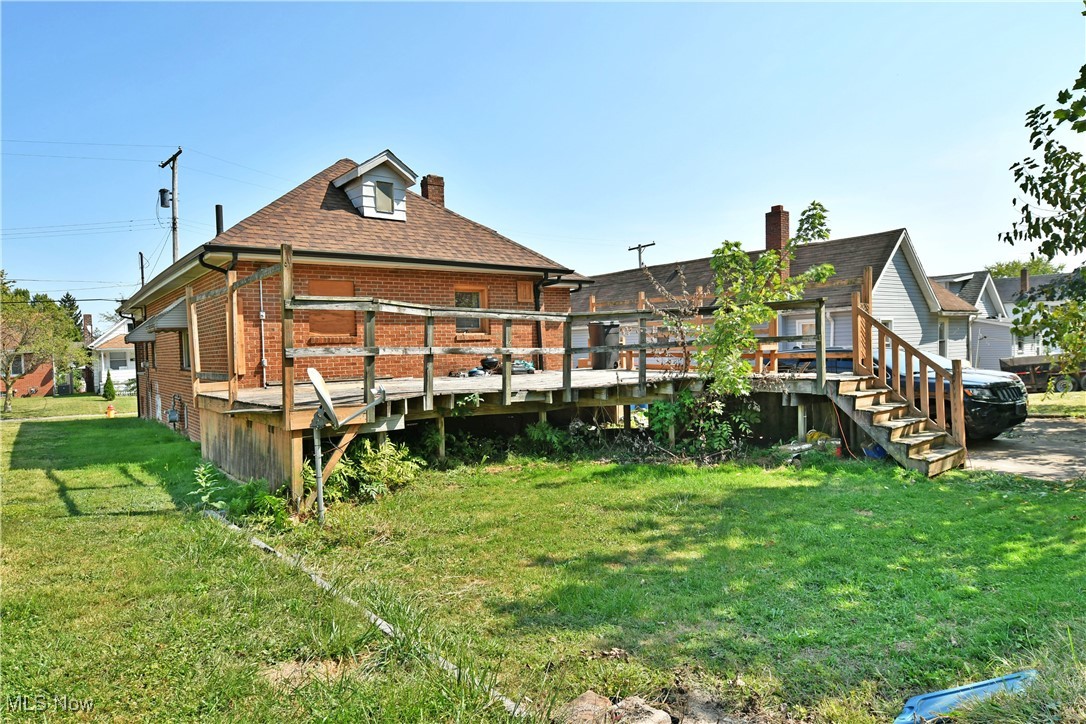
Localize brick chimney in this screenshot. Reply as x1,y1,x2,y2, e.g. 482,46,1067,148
82,313,94,343
766,204,790,278
1020,268,1030,295
421,174,444,207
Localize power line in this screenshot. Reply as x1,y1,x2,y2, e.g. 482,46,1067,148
11,278,132,284
1,226,163,241
186,165,283,191
2,139,174,148
2,152,155,163
189,148,293,181
1,218,159,232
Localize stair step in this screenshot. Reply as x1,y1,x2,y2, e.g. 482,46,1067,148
909,446,966,476
908,445,961,463
876,417,931,439
864,402,909,422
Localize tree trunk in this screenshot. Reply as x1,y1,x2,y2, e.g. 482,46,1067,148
3,389,12,413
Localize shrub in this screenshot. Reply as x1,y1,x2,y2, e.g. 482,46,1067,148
647,388,760,459
187,462,287,529
327,438,425,502
102,371,116,401
520,421,575,457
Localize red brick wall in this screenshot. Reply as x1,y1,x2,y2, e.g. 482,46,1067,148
134,261,573,440
234,262,570,384
0,359,54,396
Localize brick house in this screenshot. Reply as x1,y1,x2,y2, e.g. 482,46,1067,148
122,150,584,463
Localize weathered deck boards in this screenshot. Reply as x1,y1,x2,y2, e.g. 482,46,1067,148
201,369,684,412
200,368,860,412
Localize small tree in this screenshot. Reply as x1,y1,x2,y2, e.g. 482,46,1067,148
0,272,90,412
985,258,1065,278
1002,52,1086,374
102,371,116,401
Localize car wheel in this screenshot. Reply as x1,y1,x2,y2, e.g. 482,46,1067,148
1054,376,1078,394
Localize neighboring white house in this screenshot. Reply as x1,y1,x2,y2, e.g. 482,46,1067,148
571,206,978,364
930,269,1014,370
88,319,136,394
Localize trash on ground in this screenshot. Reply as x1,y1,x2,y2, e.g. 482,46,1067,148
892,669,1037,724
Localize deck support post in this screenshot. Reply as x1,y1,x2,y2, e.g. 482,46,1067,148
537,410,547,425
623,404,632,430
797,400,808,440
436,415,446,460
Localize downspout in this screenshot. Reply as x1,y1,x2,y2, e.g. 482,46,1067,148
259,277,268,387
532,276,583,372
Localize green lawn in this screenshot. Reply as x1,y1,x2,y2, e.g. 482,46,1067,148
1030,390,1086,418
0,392,137,419
0,418,522,722
266,455,1086,723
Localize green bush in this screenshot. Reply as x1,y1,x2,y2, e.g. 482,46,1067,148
102,371,116,401
520,421,575,457
326,438,425,502
186,462,287,529
647,388,760,458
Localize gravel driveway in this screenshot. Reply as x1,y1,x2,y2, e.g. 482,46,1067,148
966,417,1086,481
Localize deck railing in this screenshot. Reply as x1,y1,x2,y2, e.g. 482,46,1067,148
851,292,967,446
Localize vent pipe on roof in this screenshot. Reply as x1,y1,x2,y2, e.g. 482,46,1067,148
215,205,224,236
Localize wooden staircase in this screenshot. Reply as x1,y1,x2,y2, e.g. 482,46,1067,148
826,374,966,477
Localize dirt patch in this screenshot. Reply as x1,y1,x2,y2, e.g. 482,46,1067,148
966,418,1086,481
260,658,364,689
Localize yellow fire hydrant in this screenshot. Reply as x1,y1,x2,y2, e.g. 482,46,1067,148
105,404,115,419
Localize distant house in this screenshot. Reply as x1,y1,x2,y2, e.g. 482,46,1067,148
571,205,977,362
88,320,136,394
929,270,1010,369
0,355,55,397
983,271,1070,363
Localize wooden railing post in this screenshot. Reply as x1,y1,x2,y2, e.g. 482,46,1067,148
918,360,930,420
638,315,648,395
226,269,239,406
185,286,201,399
501,319,513,406
862,265,873,309
951,359,966,445
423,313,434,412
279,244,300,502
815,298,826,390
364,309,376,423
562,316,573,403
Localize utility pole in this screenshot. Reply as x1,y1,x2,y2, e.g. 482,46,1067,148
628,241,656,267
158,147,182,263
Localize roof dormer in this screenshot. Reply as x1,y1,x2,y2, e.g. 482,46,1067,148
332,149,417,222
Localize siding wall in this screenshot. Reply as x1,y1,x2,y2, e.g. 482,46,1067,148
973,319,1014,370
974,285,1001,319
872,249,935,353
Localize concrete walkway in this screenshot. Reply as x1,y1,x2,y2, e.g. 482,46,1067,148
966,417,1086,482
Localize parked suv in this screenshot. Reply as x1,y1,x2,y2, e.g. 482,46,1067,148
778,347,1028,440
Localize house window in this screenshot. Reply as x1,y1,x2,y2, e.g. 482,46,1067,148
375,181,394,214
455,288,487,333
179,331,191,370
796,321,816,348
1016,334,1025,353
880,319,894,331
938,321,949,357
109,351,128,370
10,354,24,376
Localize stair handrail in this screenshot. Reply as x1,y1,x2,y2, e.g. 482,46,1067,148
852,298,966,448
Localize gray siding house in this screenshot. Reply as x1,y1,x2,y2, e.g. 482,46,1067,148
572,206,977,363
931,270,1010,369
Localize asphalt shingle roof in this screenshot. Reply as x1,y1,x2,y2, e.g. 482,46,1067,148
930,270,989,306
927,279,977,313
208,159,576,274
992,273,1067,307
572,229,905,313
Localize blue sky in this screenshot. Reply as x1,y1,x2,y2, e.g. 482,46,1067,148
2,2,1083,326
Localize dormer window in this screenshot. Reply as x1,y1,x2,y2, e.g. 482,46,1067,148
375,181,394,214
332,149,418,223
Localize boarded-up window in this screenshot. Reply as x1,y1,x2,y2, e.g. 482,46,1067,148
309,280,356,338
375,181,394,213
517,281,534,303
